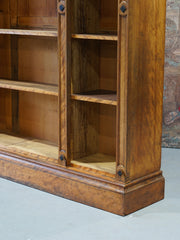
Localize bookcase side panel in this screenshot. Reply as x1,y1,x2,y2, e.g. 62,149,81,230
126,0,166,180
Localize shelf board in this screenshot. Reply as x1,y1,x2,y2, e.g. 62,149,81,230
0,29,58,37
71,90,117,106
0,133,58,160
72,34,118,41
0,79,58,96
71,153,116,174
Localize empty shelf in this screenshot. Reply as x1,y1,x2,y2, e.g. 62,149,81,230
72,34,118,41
71,153,116,174
0,79,58,96
0,133,58,160
0,29,58,37
71,90,117,105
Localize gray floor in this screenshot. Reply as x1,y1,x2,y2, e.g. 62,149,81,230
0,148,179,240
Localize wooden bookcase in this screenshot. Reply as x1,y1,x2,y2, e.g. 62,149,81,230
0,0,166,215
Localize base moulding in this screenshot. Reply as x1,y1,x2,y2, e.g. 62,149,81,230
0,153,164,216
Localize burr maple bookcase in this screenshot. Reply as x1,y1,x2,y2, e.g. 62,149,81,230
0,0,166,215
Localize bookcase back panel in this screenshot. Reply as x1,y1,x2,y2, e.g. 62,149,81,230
72,40,117,94
0,0,57,29
99,105,116,156
0,36,11,79
0,1,10,27
0,6,12,133
71,40,99,94
18,93,58,144
71,102,116,159
18,38,58,85
0,89,12,131
72,0,117,34
12,0,57,29
100,0,117,32
71,101,98,160
100,41,117,91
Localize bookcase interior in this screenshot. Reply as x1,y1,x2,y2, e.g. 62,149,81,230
71,0,117,35
71,102,116,174
0,0,58,160
69,0,118,174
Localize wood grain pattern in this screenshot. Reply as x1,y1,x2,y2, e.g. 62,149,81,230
18,93,58,144
0,29,58,37
71,101,116,170
0,0,166,215
72,153,116,174
10,0,57,29
72,34,118,41
0,1,12,132
71,90,117,106
58,0,72,166
11,35,19,133
116,0,129,180
0,79,58,96
0,154,164,216
0,133,58,159
18,37,58,85
0,89,12,131
126,0,166,181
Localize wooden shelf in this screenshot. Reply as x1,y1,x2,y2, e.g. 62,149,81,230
71,90,117,105
0,29,58,37
72,34,118,41
71,153,116,174
0,133,58,160
0,79,58,96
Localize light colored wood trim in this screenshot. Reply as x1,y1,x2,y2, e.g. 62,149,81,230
58,0,71,166
0,79,58,96
72,34,118,41
0,29,58,37
71,93,117,106
116,0,129,181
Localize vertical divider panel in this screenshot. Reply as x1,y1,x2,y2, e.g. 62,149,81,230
116,0,129,181
58,0,71,166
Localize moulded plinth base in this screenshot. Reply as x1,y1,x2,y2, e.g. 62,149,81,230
0,153,164,216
